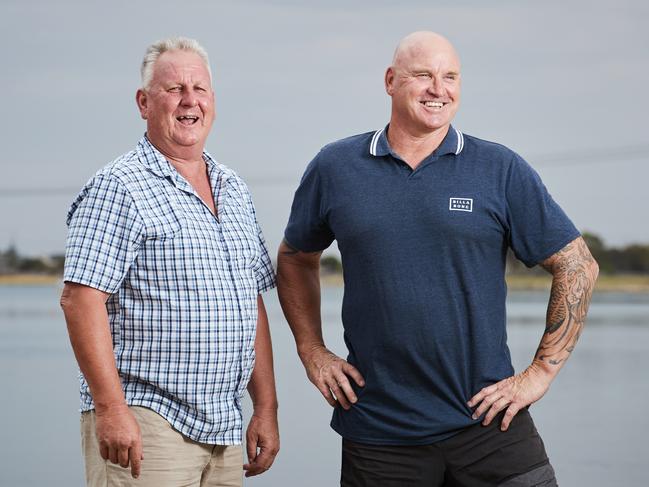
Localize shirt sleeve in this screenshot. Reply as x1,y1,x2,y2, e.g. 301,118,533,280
284,151,335,252
254,224,276,294
505,154,581,267
237,179,276,294
63,173,144,293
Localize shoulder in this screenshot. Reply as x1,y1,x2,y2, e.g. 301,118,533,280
461,133,519,161
310,130,377,171
459,132,535,174
95,149,150,186
66,149,145,224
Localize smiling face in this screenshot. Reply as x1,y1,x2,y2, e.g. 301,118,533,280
385,33,461,137
136,49,214,159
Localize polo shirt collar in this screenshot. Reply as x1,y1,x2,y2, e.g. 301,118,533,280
369,124,465,158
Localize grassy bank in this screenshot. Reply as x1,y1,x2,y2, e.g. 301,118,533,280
320,273,649,293
0,274,62,285
2,273,648,293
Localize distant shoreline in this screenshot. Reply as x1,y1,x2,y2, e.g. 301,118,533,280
3,273,649,293
320,273,649,293
0,274,63,286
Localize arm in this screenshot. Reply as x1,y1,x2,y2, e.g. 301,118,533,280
276,239,365,409
468,236,599,430
60,282,142,478
243,295,279,477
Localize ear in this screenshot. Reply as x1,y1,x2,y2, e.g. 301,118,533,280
135,89,148,120
384,67,395,96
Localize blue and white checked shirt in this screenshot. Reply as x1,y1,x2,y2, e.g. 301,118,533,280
64,136,276,444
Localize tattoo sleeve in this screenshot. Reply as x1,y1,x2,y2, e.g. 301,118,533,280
536,237,599,366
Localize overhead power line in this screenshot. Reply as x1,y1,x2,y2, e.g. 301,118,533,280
532,144,649,166
1,144,647,197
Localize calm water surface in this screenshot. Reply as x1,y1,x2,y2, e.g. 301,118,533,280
0,285,647,486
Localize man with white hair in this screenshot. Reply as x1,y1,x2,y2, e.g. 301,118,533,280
278,31,598,486
61,37,279,486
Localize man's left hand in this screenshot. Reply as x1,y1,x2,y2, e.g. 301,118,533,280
467,364,552,431
243,411,279,477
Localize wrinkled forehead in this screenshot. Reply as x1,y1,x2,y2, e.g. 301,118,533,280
394,41,461,72
152,50,212,83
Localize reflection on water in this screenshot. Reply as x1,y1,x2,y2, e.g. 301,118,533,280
0,285,647,486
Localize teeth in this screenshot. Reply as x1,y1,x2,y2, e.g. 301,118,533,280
178,115,198,120
423,101,444,108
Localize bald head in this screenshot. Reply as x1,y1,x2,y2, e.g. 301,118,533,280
392,31,460,69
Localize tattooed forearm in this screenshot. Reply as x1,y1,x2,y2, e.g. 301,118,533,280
535,237,598,366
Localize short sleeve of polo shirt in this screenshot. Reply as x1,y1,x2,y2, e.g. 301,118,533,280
284,152,335,252
505,154,581,267
64,174,144,294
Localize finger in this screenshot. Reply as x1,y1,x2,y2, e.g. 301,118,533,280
108,446,119,465
500,404,521,431
315,383,337,407
329,380,351,409
246,435,258,464
243,461,265,477
118,446,130,468
342,362,365,387
472,393,502,420
333,372,358,404
468,382,500,407
252,446,277,472
129,442,142,479
99,443,109,461
244,447,278,477
482,397,510,426
243,465,262,477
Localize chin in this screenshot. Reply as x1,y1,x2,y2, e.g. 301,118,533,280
172,134,202,147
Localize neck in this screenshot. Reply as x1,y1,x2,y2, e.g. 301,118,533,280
147,136,206,172
386,121,450,169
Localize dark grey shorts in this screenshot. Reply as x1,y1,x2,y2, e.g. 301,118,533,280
341,409,557,487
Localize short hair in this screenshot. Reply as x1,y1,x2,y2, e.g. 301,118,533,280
140,36,212,90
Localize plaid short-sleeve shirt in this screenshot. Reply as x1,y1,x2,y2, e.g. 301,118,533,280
64,136,276,444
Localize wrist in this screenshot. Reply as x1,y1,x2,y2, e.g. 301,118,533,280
252,403,279,419
297,342,327,363
528,360,557,386
93,398,128,415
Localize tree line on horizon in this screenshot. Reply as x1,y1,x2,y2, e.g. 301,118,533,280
0,231,648,275
321,232,649,276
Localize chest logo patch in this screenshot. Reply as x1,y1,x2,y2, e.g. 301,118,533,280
449,197,473,212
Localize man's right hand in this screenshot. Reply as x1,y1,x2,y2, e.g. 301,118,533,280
95,404,143,479
301,346,365,409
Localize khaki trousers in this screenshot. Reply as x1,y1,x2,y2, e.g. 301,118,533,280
81,406,242,487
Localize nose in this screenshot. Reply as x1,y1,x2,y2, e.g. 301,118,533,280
180,89,198,107
427,76,444,96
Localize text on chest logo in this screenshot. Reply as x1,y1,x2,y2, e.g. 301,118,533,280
449,197,473,212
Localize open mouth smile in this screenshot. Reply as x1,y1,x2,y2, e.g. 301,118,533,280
176,115,199,125
421,101,447,109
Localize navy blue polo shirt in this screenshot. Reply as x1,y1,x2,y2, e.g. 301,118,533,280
284,125,580,445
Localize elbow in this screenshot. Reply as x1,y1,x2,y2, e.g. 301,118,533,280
59,283,74,314
590,258,600,283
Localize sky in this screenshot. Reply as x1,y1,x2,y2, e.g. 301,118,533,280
1,0,648,256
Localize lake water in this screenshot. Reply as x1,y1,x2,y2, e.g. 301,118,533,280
0,285,648,486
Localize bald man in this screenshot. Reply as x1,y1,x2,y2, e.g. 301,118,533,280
278,32,598,486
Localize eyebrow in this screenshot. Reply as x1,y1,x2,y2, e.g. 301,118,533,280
408,67,460,76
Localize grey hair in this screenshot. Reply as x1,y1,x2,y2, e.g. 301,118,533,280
140,36,212,90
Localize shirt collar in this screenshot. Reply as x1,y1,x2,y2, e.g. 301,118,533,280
136,135,220,179
369,124,465,158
